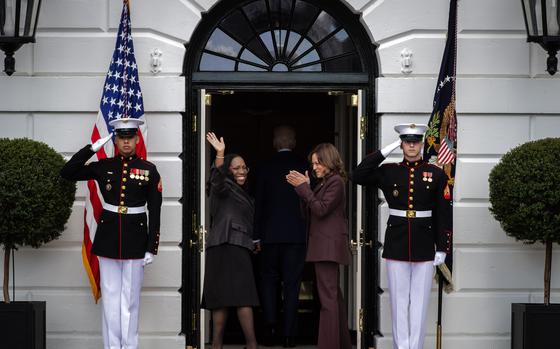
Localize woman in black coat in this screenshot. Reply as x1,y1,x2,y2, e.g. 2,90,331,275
201,132,259,349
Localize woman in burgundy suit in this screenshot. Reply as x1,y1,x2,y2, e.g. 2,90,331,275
286,143,352,349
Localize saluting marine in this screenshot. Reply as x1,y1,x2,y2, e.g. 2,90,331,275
60,118,162,349
351,123,452,349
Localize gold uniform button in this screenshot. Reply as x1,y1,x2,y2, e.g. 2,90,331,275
410,181,414,185
124,163,128,167
123,170,128,174
123,178,127,182
410,174,415,178
409,188,414,193
121,193,125,197
409,204,413,209
410,168,415,172
120,201,125,205
122,186,126,190
409,196,413,200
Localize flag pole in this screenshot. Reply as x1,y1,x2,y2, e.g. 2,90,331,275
436,272,444,349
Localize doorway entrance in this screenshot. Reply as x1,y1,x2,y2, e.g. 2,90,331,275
182,1,381,348
198,90,362,347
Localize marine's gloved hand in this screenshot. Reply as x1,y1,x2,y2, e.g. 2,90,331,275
380,139,402,157
142,252,154,266
433,252,447,266
90,133,114,152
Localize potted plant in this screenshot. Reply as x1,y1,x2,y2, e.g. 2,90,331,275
488,137,560,349
0,138,76,349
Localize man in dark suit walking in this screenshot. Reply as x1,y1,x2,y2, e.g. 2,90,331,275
254,125,308,348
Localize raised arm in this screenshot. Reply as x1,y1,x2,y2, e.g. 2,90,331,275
60,134,113,181
206,132,225,168
60,146,99,181
350,139,401,186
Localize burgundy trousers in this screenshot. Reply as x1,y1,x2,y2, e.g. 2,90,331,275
314,261,352,349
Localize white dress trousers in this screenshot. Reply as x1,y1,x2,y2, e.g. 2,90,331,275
99,257,145,349
386,260,434,349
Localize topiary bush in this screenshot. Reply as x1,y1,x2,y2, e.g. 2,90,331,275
489,137,560,305
0,138,76,302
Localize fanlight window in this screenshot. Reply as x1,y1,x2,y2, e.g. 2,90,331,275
199,0,363,72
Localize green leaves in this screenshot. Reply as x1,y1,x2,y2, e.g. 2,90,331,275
0,138,76,250
488,138,560,244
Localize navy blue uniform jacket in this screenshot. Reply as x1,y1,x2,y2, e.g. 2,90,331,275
60,145,162,259
351,151,452,262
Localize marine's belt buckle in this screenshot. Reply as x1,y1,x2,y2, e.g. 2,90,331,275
406,210,416,218
118,205,128,214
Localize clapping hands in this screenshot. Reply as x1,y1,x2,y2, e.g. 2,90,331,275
286,170,310,187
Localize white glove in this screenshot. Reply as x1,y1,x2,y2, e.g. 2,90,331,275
142,252,154,266
90,133,113,152
380,139,402,157
433,252,447,266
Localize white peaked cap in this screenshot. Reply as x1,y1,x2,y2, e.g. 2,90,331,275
108,117,144,134
394,123,428,139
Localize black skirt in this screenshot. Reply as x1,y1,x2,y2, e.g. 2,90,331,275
201,244,260,309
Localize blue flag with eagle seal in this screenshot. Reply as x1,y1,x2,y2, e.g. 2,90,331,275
423,0,457,293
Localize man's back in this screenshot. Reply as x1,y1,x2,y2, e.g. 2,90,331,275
254,151,308,244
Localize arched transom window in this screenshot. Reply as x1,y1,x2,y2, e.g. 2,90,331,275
198,0,364,73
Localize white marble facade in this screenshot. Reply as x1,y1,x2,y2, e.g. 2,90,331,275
1,1,560,348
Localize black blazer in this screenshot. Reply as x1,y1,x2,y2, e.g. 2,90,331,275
206,167,255,251
254,151,308,244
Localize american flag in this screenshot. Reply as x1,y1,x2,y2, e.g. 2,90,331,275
438,137,454,164
83,1,146,302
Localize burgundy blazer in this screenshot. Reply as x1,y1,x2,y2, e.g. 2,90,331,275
294,173,351,265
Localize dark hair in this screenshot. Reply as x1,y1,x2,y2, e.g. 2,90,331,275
206,153,248,196
309,143,347,181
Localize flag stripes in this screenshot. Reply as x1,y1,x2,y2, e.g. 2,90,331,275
82,1,146,302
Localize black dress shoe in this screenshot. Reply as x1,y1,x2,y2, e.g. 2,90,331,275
283,336,296,348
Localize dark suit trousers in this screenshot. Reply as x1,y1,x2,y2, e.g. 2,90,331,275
314,261,352,349
260,243,306,336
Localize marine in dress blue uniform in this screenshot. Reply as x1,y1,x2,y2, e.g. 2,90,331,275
60,118,162,349
351,123,452,349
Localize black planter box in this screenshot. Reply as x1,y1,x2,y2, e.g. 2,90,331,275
512,303,560,349
0,301,46,349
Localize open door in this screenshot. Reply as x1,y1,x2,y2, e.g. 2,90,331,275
183,89,210,349
354,90,365,349
333,89,367,348
348,89,378,349
359,88,381,349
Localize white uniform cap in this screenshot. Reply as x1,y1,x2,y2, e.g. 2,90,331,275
394,123,428,141
108,118,144,135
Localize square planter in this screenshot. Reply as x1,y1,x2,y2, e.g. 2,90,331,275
512,303,560,349
0,301,46,349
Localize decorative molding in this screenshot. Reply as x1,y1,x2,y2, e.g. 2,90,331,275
150,48,163,74
400,47,413,74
